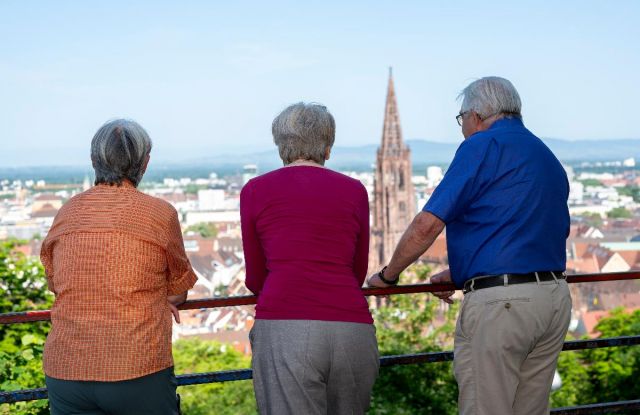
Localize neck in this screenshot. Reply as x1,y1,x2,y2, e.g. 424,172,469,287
480,113,506,130
286,159,325,167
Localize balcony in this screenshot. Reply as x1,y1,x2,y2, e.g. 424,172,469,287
2,271,640,414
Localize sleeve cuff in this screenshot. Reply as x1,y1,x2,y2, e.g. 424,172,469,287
167,270,198,296
422,205,448,225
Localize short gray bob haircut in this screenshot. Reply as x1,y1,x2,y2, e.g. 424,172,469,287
272,102,335,165
91,119,152,187
459,76,522,120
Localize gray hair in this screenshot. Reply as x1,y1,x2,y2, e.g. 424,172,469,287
272,102,335,165
459,77,522,120
91,119,152,187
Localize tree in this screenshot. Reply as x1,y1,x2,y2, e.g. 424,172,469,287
185,222,219,238
173,338,256,415
616,186,640,203
184,184,208,195
607,207,632,219
551,308,640,408
580,212,604,227
0,240,53,415
369,264,459,414
579,179,602,187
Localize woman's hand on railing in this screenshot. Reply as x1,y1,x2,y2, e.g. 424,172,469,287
168,291,188,323
168,303,181,323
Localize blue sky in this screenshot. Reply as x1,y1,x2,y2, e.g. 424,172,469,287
1,0,639,167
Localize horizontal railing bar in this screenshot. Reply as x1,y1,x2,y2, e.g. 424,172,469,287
177,369,252,385
550,399,640,414
2,271,640,325
0,388,47,404
2,335,639,404
562,335,640,351
2,382,633,415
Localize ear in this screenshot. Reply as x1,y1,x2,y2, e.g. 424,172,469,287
141,154,150,175
325,147,332,161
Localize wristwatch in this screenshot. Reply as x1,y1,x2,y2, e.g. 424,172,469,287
378,266,399,286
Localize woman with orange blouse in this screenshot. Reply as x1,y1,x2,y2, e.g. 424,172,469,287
40,119,197,415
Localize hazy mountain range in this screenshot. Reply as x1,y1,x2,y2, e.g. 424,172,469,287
185,138,640,172
1,138,639,182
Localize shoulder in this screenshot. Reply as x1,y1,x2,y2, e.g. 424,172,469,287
317,169,368,194
135,190,178,220
453,133,497,164
240,176,259,197
323,170,369,205
54,188,92,219
325,169,364,185
242,169,281,189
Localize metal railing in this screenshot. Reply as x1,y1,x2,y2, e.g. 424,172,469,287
2,271,640,413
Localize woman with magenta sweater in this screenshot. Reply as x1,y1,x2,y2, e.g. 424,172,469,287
240,102,378,415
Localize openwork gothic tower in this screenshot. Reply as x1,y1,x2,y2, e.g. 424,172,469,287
370,69,415,271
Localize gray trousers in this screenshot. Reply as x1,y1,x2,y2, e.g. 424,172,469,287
250,319,379,415
45,366,180,415
454,279,572,415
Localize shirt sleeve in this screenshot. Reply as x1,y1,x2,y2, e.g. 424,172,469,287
40,209,65,293
353,184,370,286
240,182,268,295
165,209,198,296
423,136,494,224
40,235,56,293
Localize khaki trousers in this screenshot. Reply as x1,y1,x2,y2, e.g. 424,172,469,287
454,279,572,415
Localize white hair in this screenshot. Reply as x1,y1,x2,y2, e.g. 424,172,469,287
90,119,152,187
459,77,522,120
272,102,335,165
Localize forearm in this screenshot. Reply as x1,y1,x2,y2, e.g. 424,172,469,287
384,212,445,280
245,276,263,296
168,291,188,306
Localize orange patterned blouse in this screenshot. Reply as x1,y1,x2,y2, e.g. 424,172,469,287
40,182,197,381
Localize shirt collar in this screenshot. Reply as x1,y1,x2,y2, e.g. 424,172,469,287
96,179,137,190
488,116,524,130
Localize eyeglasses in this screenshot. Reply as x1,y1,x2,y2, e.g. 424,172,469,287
456,111,470,126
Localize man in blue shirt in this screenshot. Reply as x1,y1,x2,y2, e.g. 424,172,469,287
369,77,572,415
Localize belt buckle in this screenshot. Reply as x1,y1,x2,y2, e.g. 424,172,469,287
463,278,475,294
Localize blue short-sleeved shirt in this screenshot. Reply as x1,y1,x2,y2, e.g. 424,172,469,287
423,118,569,288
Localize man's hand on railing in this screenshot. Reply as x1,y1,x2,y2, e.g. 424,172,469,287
430,269,455,304
367,272,391,288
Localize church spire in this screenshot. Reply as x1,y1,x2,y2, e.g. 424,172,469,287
381,67,405,153
370,69,415,271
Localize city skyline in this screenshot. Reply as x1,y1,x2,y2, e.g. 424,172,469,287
2,1,639,167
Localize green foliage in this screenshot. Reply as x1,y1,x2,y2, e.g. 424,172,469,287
549,350,591,407
580,212,604,227
369,264,458,415
0,240,52,415
607,207,633,219
551,308,640,408
184,184,208,195
616,186,640,203
173,339,256,415
579,179,602,187
185,222,219,238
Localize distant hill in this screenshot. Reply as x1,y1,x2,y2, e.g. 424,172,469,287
541,138,640,162
1,138,638,182
186,137,640,172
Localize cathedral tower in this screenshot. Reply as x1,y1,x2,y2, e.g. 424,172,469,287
370,69,415,271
